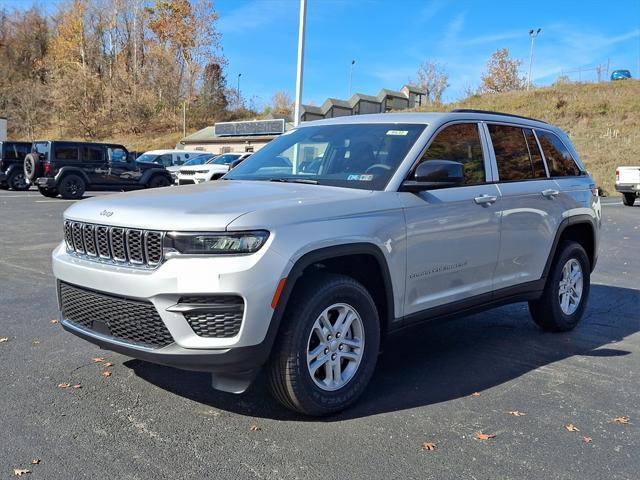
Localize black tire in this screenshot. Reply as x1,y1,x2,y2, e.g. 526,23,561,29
147,175,171,188
268,273,380,416
8,169,30,191
58,174,86,199
37,186,58,198
23,153,42,184
529,241,590,332
622,193,636,206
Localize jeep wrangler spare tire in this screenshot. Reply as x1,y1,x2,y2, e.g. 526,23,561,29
23,153,42,184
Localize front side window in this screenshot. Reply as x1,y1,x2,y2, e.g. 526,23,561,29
226,123,426,190
55,146,79,161
417,123,485,185
535,130,581,177
489,124,534,181
108,147,127,163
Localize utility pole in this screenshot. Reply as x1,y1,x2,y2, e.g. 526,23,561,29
348,59,356,96
527,28,542,91
237,73,242,107
293,0,307,127
182,101,186,138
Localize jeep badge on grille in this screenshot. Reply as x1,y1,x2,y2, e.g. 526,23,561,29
100,210,114,217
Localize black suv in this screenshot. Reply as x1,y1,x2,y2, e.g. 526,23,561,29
0,141,32,191
24,141,173,199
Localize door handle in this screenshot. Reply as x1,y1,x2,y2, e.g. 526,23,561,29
541,189,559,198
474,194,497,205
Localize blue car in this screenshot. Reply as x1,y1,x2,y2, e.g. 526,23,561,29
611,69,632,81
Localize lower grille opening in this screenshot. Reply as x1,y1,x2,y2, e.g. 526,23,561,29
59,282,174,348
178,295,244,338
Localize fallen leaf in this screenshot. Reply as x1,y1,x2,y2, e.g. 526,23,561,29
57,383,71,389
471,392,481,397
249,424,261,432
92,357,105,363
613,416,630,425
50,319,59,324
30,459,40,465
421,442,437,451
0,337,8,343
104,362,114,367
72,384,82,389
14,469,31,476
32,340,40,345
101,371,112,377
475,432,496,440
508,411,526,417
565,424,580,432
583,436,593,444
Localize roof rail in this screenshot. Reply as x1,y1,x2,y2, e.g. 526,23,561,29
450,109,548,124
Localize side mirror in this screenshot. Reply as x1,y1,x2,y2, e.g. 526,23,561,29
401,160,464,192
229,158,245,169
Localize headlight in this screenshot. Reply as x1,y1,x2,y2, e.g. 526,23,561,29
164,231,269,255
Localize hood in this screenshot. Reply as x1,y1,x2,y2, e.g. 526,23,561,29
63,180,377,231
135,160,165,169
180,164,228,173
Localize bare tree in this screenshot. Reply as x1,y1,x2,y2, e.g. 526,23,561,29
270,90,293,116
480,48,525,93
411,61,450,103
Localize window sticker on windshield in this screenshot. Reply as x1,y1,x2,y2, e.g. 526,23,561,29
347,174,374,181
386,130,408,136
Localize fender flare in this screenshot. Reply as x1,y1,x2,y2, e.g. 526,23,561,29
252,243,395,367
139,168,172,185
55,167,91,185
542,214,598,277
5,163,23,177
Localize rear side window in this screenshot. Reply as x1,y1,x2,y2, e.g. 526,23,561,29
156,154,173,167
419,123,486,185
523,129,547,177
488,125,536,181
535,130,581,177
54,146,79,161
84,147,104,162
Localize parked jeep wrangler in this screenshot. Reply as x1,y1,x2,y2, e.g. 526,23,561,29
25,141,173,199
53,111,600,415
0,141,32,191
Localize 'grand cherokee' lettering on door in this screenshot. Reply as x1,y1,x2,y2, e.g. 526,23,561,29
409,261,468,279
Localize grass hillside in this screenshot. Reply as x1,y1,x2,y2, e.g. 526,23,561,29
419,80,640,196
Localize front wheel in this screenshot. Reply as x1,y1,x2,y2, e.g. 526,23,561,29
8,170,30,191
38,186,58,198
147,175,171,188
529,241,590,332
622,193,636,206
268,274,380,416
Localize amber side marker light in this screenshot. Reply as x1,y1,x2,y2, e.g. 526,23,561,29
271,278,287,309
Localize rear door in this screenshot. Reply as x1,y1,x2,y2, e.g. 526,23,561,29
400,122,502,316
485,123,564,290
83,145,109,185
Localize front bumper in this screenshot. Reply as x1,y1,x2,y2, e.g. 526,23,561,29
615,183,640,194
52,241,291,373
0,171,7,186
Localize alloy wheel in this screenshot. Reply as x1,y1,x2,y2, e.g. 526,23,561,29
558,258,583,315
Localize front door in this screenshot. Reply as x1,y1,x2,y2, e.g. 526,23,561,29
400,122,501,317
107,146,140,186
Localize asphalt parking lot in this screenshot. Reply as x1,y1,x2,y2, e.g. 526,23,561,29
1,189,638,480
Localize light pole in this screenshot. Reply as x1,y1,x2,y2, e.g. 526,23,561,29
349,59,356,96
237,73,242,107
527,28,542,91
293,0,307,127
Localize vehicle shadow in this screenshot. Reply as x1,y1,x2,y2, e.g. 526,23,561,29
124,284,639,421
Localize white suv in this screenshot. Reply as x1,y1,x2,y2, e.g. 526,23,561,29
176,153,251,185
53,111,600,416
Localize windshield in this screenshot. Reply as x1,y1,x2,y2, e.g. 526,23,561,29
184,154,214,166
225,123,425,190
209,153,241,165
136,153,159,163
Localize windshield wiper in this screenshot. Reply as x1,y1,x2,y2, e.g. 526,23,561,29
269,177,319,185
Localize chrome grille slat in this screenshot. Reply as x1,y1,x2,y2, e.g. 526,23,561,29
63,221,164,269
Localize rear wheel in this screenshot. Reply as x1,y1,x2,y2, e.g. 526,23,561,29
37,186,58,198
147,175,171,188
23,153,42,184
58,174,85,199
8,170,30,191
529,241,590,332
268,274,380,416
622,193,636,206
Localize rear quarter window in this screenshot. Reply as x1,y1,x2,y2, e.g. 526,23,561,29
535,130,581,177
54,146,80,161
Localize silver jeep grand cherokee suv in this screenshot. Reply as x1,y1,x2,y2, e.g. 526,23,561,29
53,111,600,416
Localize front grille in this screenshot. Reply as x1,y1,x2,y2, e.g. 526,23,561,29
63,220,164,269
60,282,174,348
180,170,196,176
178,296,244,338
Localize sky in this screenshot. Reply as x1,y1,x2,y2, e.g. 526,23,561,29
4,0,640,108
